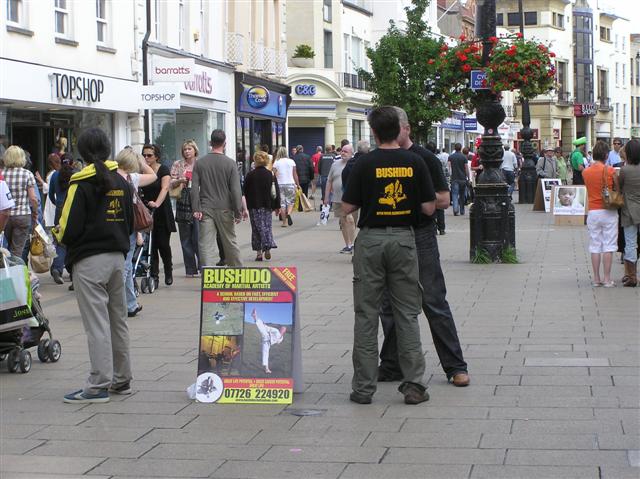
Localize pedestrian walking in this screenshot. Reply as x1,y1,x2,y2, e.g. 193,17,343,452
318,146,336,203
310,146,323,199
324,144,356,253
536,146,558,179
170,140,200,277
35,153,60,228
1,145,39,257
115,147,156,317
0,174,15,233
583,141,619,288
341,140,370,197
191,129,245,267
448,143,469,216
341,106,436,405
244,150,280,261
140,144,176,287
55,128,134,403
292,145,314,205
501,145,518,197
272,146,300,227
619,139,640,287
378,107,469,388
607,138,624,167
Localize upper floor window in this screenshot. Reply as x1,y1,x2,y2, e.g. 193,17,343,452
323,0,332,23
342,0,372,14
507,12,520,26
324,30,333,69
54,0,69,36
496,13,503,26
552,12,564,29
524,11,537,25
622,36,626,53
7,0,23,23
96,0,107,43
600,26,611,42
178,0,185,48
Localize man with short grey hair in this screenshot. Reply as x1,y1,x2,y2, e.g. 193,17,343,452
191,129,245,267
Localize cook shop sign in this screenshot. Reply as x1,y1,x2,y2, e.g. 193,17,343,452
574,103,597,117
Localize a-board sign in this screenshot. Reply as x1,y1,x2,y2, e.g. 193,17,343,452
541,179,562,212
196,267,296,404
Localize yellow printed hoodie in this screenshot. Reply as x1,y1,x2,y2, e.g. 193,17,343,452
53,161,133,267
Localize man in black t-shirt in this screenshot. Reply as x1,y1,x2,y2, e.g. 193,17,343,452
318,146,336,203
377,107,469,388
342,106,435,405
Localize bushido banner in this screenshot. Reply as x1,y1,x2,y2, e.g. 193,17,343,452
195,267,296,404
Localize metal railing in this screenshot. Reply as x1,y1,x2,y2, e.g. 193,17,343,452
250,42,264,71
276,51,288,78
337,72,370,91
226,32,244,65
263,47,276,75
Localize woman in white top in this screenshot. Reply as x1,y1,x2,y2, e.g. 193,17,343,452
272,146,300,227
35,153,60,227
114,148,157,317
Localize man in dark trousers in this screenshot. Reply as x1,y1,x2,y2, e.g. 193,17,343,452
318,146,336,203
292,145,314,209
448,143,469,215
342,106,436,405
378,107,469,388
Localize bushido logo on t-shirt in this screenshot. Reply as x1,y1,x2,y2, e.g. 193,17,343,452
375,167,413,216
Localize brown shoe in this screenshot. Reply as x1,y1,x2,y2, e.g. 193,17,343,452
451,372,470,387
399,383,429,405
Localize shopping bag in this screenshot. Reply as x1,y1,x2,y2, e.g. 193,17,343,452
317,204,331,225
293,188,301,212
299,192,313,212
30,253,52,274
0,251,32,332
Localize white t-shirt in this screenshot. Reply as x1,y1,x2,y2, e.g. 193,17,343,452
327,159,347,202
501,150,518,171
273,158,296,185
0,179,16,211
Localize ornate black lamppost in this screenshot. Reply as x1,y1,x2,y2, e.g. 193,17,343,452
469,0,516,261
515,0,537,203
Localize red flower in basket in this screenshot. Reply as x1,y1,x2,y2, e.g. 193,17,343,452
462,64,472,73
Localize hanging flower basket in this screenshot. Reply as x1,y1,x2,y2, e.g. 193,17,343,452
431,33,556,111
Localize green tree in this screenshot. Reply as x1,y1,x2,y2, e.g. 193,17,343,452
359,0,449,143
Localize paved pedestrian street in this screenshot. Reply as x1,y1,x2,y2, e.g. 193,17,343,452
1,203,639,479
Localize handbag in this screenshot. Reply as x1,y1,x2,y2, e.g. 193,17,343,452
29,234,45,257
128,175,153,232
169,182,184,199
601,166,624,210
29,253,51,274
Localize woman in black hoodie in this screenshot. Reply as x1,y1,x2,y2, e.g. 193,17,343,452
54,128,134,404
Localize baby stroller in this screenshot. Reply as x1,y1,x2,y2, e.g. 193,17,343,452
133,231,155,294
0,250,61,374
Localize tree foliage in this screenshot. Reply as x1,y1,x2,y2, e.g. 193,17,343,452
359,0,448,142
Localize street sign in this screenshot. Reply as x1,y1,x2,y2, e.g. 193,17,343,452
463,118,478,130
470,70,488,91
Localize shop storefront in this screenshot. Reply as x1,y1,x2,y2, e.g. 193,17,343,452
235,73,290,174
149,54,234,166
286,73,371,156
438,112,466,152
0,58,137,175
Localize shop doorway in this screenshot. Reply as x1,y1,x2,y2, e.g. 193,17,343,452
289,128,324,157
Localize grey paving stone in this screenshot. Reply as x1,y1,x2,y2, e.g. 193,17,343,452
520,375,614,386
142,443,269,460
600,467,640,479
628,450,640,467
500,366,590,376
470,465,599,478
598,434,640,449
211,460,345,478
0,439,46,454
511,419,623,435
0,454,104,475
382,447,505,465
2,474,110,479
90,458,221,478
382,406,489,419
261,445,384,463
479,433,597,450
488,407,594,420
363,432,481,448
1,412,94,426
0,424,47,439
505,449,629,466
137,428,259,445
401,418,512,434
524,358,610,367
513,396,620,408
249,430,368,446
289,416,404,433
341,464,471,479
186,415,298,431
81,413,195,429
496,385,591,397
29,425,152,442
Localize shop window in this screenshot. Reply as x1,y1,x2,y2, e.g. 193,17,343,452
96,0,108,44
54,0,69,36
496,13,503,26
152,110,177,167
324,30,333,69
507,12,520,26
352,119,364,145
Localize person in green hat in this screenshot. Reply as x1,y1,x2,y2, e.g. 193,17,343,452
570,137,587,185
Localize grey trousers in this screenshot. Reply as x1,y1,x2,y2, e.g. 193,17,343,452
74,252,132,394
4,214,31,258
199,209,242,267
351,226,427,397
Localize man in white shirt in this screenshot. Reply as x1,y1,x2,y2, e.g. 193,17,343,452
500,146,518,197
606,138,623,167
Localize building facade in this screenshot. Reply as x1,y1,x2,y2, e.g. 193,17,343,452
1,0,140,174
631,34,640,139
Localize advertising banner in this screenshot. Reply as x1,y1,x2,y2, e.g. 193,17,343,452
238,83,287,120
196,267,297,404
150,56,195,82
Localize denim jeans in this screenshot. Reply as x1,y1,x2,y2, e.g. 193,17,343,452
320,175,329,203
623,223,640,262
178,221,200,275
124,233,138,313
502,169,515,197
451,181,466,215
379,224,467,379
51,241,67,274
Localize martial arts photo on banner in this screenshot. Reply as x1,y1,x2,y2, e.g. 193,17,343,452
241,304,293,377
201,303,244,336
198,335,242,377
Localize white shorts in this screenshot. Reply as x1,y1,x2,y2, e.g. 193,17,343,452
586,209,618,254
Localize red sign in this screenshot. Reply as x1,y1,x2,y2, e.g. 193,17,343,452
574,103,597,117
517,129,539,140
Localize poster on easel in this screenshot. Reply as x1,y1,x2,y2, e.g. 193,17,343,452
551,185,588,225
540,179,562,212
196,267,297,404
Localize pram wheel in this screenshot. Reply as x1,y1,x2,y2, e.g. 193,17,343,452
140,278,149,293
19,350,31,373
38,339,50,362
48,340,62,362
7,349,20,373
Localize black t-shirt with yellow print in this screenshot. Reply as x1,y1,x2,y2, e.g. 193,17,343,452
342,148,435,228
